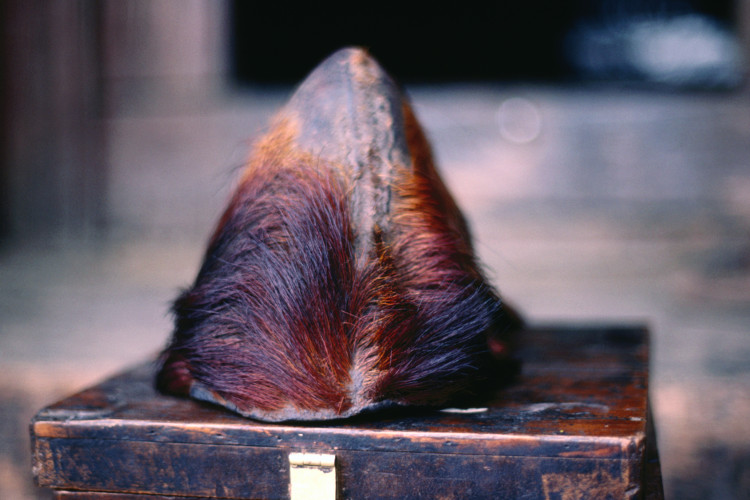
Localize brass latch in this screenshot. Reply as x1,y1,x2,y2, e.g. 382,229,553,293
289,452,337,500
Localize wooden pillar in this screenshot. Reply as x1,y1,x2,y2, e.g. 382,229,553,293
100,0,227,116
0,0,107,243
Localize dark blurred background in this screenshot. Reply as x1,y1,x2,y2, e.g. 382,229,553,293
230,0,737,83
1,1,749,498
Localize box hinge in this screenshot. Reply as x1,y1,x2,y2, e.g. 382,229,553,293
289,452,337,500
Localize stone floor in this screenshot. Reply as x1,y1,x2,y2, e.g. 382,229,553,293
2,84,750,499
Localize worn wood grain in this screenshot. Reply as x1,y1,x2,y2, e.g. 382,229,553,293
32,325,659,499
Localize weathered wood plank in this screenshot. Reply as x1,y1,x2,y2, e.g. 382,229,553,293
38,440,641,499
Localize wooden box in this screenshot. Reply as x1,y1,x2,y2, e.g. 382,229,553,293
31,325,663,499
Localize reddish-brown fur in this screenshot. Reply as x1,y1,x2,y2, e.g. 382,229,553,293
157,50,520,421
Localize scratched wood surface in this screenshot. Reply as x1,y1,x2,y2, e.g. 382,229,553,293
31,325,661,499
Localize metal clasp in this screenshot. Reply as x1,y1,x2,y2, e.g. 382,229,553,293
289,452,337,500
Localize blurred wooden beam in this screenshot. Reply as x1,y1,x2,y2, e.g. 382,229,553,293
1,0,106,243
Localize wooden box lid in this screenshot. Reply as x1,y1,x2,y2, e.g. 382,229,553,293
31,325,660,499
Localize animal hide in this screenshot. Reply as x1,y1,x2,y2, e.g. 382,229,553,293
156,47,521,421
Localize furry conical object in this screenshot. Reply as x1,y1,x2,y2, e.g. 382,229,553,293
157,48,520,421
